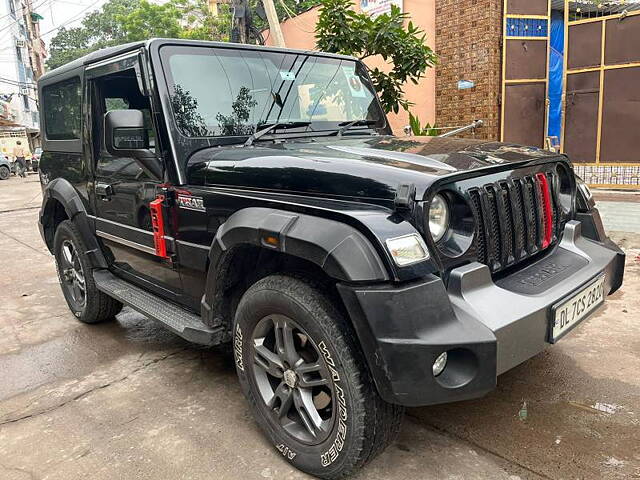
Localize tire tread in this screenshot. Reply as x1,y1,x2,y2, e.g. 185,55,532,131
54,220,122,324
237,274,403,479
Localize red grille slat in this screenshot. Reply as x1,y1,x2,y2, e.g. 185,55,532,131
535,173,553,249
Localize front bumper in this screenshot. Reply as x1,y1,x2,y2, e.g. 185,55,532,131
338,220,625,407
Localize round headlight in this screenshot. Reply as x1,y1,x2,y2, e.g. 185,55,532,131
428,194,450,242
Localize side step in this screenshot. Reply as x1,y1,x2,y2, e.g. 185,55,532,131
94,269,223,345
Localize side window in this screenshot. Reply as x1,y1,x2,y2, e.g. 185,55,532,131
104,96,156,151
42,77,81,140
93,69,158,174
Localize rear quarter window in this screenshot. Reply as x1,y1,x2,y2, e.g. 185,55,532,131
42,77,82,140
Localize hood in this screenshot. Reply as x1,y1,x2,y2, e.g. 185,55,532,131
188,136,562,202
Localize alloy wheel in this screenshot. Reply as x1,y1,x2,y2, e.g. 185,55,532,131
59,239,86,309
251,314,335,445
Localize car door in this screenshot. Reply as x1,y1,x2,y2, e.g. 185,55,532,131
87,57,184,299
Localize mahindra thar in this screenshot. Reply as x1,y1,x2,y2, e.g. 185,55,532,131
37,39,625,479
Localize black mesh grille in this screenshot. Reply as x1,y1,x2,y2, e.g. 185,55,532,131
469,189,487,265
498,183,514,265
522,178,538,254
468,171,563,273
485,186,501,269
511,179,526,259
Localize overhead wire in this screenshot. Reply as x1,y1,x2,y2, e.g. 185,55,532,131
0,0,52,31
0,0,54,46
0,76,37,87
39,0,105,37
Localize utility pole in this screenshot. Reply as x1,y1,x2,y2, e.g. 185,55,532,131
230,0,249,43
262,0,286,47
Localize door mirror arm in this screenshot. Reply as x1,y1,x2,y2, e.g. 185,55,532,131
104,109,163,180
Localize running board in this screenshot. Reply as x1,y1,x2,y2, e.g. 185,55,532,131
93,269,223,345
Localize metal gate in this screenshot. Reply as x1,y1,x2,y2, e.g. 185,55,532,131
562,2,640,187
501,0,550,148
501,1,640,187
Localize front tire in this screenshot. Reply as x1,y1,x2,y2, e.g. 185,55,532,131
0,165,9,180
53,220,122,323
234,275,403,479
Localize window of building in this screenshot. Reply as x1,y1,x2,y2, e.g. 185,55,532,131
42,77,81,140
22,94,29,111
8,0,16,18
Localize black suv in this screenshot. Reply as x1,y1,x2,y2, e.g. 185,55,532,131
37,39,625,479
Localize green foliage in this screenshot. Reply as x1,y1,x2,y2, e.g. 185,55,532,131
47,0,231,70
170,84,209,137
170,0,232,40
46,27,92,71
117,0,183,42
408,112,439,136
216,87,258,135
315,0,436,114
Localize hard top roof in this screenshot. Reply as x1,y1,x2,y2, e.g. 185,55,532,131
38,39,358,85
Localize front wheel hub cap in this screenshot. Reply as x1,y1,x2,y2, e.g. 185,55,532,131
283,369,298,388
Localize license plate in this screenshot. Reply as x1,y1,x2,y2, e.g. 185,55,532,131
550,275,606,343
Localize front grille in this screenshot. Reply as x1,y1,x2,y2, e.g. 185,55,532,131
468,171,563,273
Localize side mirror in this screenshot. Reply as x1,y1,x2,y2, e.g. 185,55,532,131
104,109,162,179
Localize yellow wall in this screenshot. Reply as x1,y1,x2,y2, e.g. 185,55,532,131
263,0,436,135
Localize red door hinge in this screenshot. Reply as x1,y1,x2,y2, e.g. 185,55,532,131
150,195,169,258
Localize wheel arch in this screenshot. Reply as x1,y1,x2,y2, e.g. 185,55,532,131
40,178,108,268
200,207,390,329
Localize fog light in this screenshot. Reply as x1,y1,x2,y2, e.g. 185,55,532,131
432,351,448,377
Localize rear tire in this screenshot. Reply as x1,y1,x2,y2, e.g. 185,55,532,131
234,275,403,479
53,220,122,323
0,165,9,180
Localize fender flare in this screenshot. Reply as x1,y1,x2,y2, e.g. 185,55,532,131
201,207,390,327
40,178,108,269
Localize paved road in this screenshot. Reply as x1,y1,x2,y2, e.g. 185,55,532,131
1,176,639,479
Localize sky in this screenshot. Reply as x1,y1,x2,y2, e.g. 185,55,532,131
36,0,109,48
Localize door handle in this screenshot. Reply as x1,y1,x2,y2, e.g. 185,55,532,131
95,182,114,200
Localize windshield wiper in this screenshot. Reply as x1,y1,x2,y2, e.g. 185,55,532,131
243,121,312,147
334,119,378,137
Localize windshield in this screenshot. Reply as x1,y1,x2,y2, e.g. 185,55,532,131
160,45,385,138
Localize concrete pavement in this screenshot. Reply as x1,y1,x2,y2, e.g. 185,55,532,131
1,175,639,479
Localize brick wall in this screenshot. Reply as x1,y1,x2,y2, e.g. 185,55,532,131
435,0,503,140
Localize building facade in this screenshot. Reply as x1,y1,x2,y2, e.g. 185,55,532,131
0,0,46,157
263,0,436,135
268,0,640,187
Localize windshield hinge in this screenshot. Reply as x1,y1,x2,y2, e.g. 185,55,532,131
394,183,416,211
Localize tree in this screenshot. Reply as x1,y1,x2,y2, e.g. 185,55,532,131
170,85,209,137
47,0,231,70
216,87,258,135
117,1,184,42
315,0,436,114
47,27,92,70
175,0,231,41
